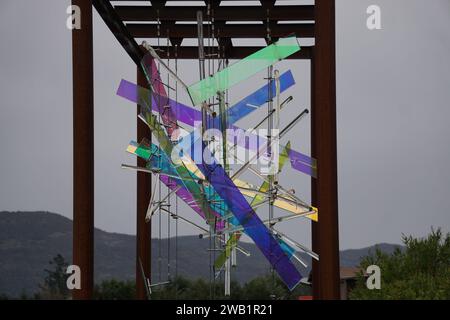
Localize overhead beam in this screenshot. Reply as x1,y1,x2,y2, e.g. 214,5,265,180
114,5,315,22
150,45,312,60
112,0,278,1
93,2,313,61
93,0,144,69
127,23,314,38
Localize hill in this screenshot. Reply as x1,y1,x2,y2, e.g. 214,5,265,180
0,211,402,297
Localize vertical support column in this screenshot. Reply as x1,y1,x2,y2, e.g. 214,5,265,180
311,0,340,300
72,0,94,300
136,50,152,300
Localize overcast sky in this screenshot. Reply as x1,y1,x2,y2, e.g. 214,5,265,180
0,0,449,250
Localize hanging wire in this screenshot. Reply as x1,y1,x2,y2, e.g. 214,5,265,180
166,31,171,284
156,9,162,284
225,57,230,295
174,43,179,300
266,8,276,298
207,1,212,299
212,4,218,301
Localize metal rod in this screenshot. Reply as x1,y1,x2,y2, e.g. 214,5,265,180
290,252,308,268
227,95,293,158
280,109,309,137
160,207,209,233
254,95,292,131
231,108,309,180
121,164,185,182
204,208,315,238
197,11,206,80
138,258,151,299
147,185,181,221
145,173,160,221
273,228,319,261
141,41,189,91
273,69,281,184
245,165,312,210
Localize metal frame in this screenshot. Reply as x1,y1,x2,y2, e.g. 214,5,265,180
72,0,339,300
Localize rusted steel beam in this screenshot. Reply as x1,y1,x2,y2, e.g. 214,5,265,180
149,45,312,60
93,0,144,69
127,23,314,38
114,5,315,22
72,0,94,300
311,0,340,300
136,50,152,300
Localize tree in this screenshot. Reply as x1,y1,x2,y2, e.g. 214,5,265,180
94,279,136,300
350,228,450,300
39,254,70,299
242,275,287,300
150,274,310,300
0,294,9,300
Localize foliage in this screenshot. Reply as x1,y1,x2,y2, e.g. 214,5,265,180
8,228,449,300
38,253,70,299
350,228,450,300
151,274,311,300
0,293,9,300
90,274,311,300
93,279,136,300
5,253,310,300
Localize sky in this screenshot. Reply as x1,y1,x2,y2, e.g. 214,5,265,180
0,0,449,250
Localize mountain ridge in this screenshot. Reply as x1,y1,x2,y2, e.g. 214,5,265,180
0,211,402,297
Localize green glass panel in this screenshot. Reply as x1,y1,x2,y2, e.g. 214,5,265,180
214,233,239,270
187,36,300,105
134,142,152,160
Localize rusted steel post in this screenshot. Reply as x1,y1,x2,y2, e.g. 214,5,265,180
311,0,341,300
72,0,94,300
136,49,152,299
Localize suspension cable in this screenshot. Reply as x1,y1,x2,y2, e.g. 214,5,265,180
156,9,162,284
266,8,277,298
174,43,179,300
166,31,171,283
